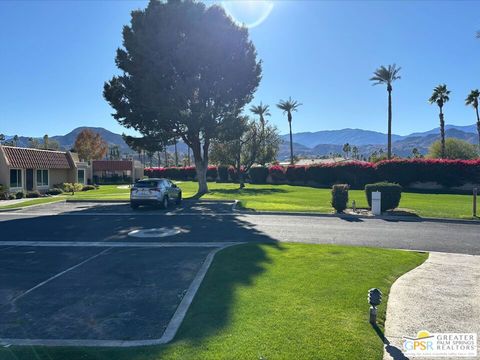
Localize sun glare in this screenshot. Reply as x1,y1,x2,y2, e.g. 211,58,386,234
221,0,274,28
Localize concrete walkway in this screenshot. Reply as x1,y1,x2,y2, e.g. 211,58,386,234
383,252,480,360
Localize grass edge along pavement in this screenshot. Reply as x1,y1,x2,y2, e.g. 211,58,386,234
1,182,476,219
62,182,479,220
0,243,428,360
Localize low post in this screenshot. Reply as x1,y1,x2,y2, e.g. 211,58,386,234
368,288,382,325
371,191,382,216
474,188,478,218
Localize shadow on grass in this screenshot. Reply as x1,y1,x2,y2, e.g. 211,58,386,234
0,202,284,360
207,187,289,197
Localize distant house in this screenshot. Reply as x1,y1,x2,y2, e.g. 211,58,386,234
0,145,143,193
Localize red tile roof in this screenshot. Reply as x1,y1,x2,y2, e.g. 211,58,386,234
2,146,74,169
93,160,133,172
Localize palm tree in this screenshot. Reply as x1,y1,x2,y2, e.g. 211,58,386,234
370,64,401,160
429,84,450,158
277,97,302,165
465,89,480,148
250,102,271,165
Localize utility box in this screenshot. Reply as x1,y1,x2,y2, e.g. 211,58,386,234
372,191,381,215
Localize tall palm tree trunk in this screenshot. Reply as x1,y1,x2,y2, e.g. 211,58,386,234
288,112,294,165
174,138,178,166
439,108,446,158
475,106,480,148
387,88,392,159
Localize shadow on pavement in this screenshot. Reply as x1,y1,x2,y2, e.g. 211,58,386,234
372,323,409,360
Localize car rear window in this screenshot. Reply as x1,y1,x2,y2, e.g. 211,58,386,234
135,181,158,188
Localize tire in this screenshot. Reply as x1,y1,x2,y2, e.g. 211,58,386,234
161,196,169,209
175,192,182,205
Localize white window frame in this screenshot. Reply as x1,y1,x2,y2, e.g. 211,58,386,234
36,169,49,188
77,169,86,184
9,168,23,189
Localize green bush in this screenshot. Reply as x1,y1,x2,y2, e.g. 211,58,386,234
8,194,16,200
365,182,402,212
217,165,229,182
47,188,63,195
331,184,349,213
249,166,269,184
62,183,84,194
82,185,96,191
16,191,24,199
26,190,41,198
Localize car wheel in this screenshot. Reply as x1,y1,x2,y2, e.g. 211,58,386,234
161,196,169,209
175,192,182,205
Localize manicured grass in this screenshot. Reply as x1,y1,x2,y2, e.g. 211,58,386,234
58,182,476,219
0,243,427,360
180,181,477,219
66,185,131,201
0,197,64,210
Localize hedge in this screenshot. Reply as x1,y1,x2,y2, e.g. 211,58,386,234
365,182,402,212
143,160,480,189
249,167,269,184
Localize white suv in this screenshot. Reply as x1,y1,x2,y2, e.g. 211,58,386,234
130,178,182,209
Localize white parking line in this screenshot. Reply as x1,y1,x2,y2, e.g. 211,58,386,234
0,243,243,347
10,247,112,303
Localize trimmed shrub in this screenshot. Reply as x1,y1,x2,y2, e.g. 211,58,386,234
82,185,96,191
249,166,269,184
331,184,349,213
217,165,229,182
375,159,480,188
26,190,41,198
365,182,402,212
62,183,84,194
16,191,24,199
47,188,63,196
269,165,286,182
305,162,376,189
286,166,306,183
228,166,239,182
207,166,218,180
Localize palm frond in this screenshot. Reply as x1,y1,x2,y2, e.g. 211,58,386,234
465,89,480,106
370,64,401,86
276,97,302,113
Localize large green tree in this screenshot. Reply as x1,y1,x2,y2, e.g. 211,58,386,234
465,89,480,147
428,138,478,160
210,115,280,188
429,84,450,158
277,97,302,165
104,0,261,195
370,64,401,160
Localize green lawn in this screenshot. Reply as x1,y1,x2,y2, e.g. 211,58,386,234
0,243,427,360
61,182,477,219
0,197,64,210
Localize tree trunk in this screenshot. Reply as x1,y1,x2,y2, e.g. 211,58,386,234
475,106,480,148
237,139,244,189
187,147,191,166
288,116,294,165
387,89,392,159
164,148,168,167
195,160,208,195
157,151,161,167
439,108,446,158
174,138,178,167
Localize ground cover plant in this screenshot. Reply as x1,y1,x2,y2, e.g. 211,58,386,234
0,243,428,360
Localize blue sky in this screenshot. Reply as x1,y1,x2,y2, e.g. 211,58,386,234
1,0,479,137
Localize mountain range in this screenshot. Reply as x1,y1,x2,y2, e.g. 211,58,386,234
3,123,479,159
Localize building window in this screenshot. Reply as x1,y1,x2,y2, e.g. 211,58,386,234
36,169,49,187
78,169,85,184
10,169,22,188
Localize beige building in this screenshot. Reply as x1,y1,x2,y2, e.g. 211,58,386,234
0,145,143,193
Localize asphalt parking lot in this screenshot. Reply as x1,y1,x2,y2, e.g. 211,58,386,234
0,245,213,343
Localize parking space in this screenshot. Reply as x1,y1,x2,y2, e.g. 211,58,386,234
0,246,213,341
